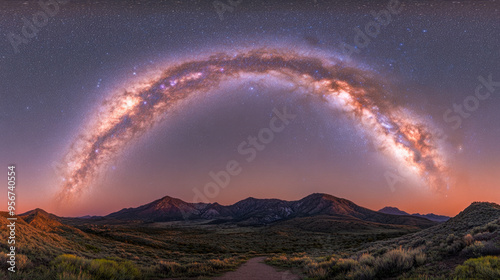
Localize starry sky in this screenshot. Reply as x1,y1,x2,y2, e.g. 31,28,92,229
0,0,499,217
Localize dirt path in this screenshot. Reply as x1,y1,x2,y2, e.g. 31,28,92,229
213,257,301,280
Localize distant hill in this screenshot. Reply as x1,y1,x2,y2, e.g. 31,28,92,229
379,206,450,222
106,193,437,229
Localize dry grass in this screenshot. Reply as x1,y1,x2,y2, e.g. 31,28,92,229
267,247,427,279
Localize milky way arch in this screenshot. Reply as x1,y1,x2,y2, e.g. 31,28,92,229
58,48,448,201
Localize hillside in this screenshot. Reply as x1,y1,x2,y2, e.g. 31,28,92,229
18,208,85,234
268,201,500,279
0,210,89,269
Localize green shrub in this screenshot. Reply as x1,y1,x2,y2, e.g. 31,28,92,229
89,259,140,280
348,265,376,280
463,240,500,257
52,254,140,280
374,247,425,277
337,258,358,272
474,232,494,241
443,234,466,255
471,220,500,235
414,250,427,266
375,248,413,276
454,256,500,279
53,254,90,276
464,241,486,257
158,260,182,275
446,234,457,245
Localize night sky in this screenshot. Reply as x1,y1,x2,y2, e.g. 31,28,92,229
0,0,499,217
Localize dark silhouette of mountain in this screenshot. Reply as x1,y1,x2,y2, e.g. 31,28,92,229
378,206,410,216
414,213,450,223
378,206,450,222
105,193,437,228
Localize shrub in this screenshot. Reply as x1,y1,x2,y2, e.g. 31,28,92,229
158,261,182,275
348,265,376,280
414,250,427,266
410,238,426,248
53,254,90,276
375,248,413,277
443,234,466,255
448,240,466,255
374,247,425,277
52,254,140,280
307,265,328,278
336,258,358,272
464,234,474,246
454,256,500,279
464,241,486,257
56,271,93,280
446,234,457,245
266,254,313,268
88,259,140,280
471,221,500,235
463,240,500,257
207,259,226,269
358,253,375,266
474,232,495,241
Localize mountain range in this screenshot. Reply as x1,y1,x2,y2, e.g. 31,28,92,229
378,206,450,222
104,193,437,228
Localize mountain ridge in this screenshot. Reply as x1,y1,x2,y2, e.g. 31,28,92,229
104,193,437,228
378,206,450,222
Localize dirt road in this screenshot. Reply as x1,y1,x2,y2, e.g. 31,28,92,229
213,257,301,280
